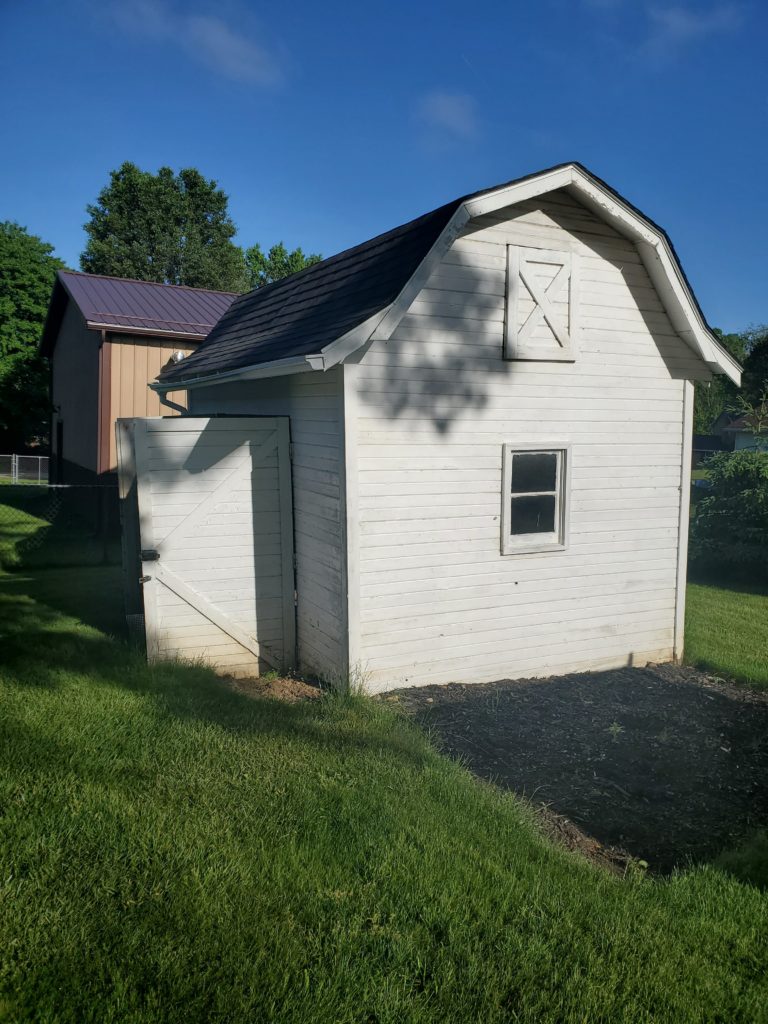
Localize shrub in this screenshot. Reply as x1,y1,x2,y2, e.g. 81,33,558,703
689,450,768,582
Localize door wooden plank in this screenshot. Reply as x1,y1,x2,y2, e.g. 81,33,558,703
277,417,297,671
126,416,295,677
159,431,277,556
156,565,281,671
115,418,142,620
132,419,161,661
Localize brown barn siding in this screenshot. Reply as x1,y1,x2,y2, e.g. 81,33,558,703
107,334,194,470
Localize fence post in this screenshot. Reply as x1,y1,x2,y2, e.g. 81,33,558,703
11,454,17,484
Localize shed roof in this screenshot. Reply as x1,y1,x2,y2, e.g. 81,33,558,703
157,201,458,385
155,161,741,389
40,270,237,356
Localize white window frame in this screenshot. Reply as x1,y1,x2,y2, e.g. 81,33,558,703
504,245,578,362
501,443,571,555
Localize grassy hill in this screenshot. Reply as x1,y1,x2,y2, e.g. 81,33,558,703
1,570,766,1023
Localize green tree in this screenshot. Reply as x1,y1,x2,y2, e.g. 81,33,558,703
690,449,768,580
692,329,745,433
81,163,247,291
0,222,65,448
740,325,768,406
243,241,322,289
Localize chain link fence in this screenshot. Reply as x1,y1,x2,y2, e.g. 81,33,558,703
0,483,121,570
0,454,49,483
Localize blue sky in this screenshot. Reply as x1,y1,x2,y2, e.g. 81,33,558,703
1,0,765,331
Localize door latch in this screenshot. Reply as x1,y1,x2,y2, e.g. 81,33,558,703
141,549,160,561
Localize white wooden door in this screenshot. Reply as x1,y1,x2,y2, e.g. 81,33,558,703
121,416,295,677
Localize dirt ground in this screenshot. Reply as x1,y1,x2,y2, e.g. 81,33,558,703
388,664,768,873
226,674,323,704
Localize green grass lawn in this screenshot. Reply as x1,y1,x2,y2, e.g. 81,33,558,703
0,487,120,570
1,568,767,1023
686,582,768,690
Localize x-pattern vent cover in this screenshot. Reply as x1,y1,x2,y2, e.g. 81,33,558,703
504,246,578,362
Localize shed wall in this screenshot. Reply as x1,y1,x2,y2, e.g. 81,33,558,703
349,189,709,691
189,370,346,680
51,302,99,477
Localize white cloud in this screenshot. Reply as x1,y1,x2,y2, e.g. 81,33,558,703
416,91,479,143
646,3,745,52
107,0,281,85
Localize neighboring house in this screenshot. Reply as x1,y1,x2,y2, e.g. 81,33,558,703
721,408,768,451
692,433,730,467
711,409,740,440
40,271,236,481
121,162,740,692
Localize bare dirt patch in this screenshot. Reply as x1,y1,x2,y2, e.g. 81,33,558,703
388,664,768,873
225,675,323,704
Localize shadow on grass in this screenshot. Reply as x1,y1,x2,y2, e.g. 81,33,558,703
0,582,428,771
0,565,126,638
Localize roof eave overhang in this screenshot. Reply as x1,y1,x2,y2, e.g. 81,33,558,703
89,322,206,343
564,170,741,385
151,353,316,393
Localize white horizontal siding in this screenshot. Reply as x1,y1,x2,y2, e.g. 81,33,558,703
189,371,345,680
351,188,693,691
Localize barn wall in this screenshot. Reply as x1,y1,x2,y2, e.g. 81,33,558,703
107,334,195,471
51,301,99,477
349,188,709,691
189,370,346,681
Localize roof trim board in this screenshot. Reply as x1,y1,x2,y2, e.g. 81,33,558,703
86,323,210,343
153,163,741,391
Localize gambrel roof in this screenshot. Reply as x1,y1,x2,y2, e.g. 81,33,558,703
155,162,741,390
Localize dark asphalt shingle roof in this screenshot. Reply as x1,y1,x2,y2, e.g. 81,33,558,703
158,200,458,385
41,271,237,355
156,161,735,387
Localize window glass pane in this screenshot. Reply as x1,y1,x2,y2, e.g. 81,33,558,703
510,494,556,535
511,452,557,494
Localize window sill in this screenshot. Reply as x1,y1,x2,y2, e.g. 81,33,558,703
501,538,567,556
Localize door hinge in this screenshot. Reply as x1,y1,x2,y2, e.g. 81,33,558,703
288,442,294,460
293,589,298,607
140,575,152,584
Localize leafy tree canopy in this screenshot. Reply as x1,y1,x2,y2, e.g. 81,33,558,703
243,241,322,290
692,326,768,434
741,325,768,406
81,163,247,292
0,357,50,449
0,222,65,448
0,221,65,362
690,449,768,580
693,328,744,433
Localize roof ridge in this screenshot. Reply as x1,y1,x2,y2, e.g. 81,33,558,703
58,268,239,297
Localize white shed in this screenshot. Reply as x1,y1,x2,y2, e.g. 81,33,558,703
126,162,740,692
